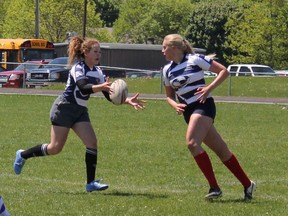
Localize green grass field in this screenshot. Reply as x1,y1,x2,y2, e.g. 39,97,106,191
0,93,288,215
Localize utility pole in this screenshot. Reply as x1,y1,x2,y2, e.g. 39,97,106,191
35,0,40,38
83,0,87,39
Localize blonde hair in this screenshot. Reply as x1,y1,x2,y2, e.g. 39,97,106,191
164,34,194,54
68,36,100,65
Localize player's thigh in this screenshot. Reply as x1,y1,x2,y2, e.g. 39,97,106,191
186,113,213,145
72,122,97,149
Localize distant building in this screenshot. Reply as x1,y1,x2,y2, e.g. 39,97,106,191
54,42,206,71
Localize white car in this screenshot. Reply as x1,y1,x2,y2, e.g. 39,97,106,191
227,64,276,76
204,71,217,77
274,70,288,76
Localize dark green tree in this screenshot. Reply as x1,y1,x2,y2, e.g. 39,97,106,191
139,0,193,44
93,0,122,27
185,0,237,65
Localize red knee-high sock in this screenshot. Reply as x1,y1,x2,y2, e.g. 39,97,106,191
194,151,220,189
223,153,251,188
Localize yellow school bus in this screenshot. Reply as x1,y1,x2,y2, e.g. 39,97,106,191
0,38,56,70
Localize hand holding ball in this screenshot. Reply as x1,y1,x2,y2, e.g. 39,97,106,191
109,79,128,105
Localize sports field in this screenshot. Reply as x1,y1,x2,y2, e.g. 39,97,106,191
0,91,287,215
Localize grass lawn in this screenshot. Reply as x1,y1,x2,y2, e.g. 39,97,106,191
0,94,288,215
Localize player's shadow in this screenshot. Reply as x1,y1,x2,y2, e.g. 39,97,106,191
104,190,169,199
206,198,256,204
51,190,168,199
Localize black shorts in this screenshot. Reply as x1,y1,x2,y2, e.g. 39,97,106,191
50,95,90,128
183,97,216,124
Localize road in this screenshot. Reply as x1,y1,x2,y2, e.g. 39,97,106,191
0,88,288,105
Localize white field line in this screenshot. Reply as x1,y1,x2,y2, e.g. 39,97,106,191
1,172,288,196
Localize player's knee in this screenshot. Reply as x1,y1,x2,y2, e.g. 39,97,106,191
186,140,198,151
47,145,63,155
86,141,97,149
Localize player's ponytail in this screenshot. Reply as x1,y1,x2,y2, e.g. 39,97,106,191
68,36,84,65
182,39,194,54
164,34,194,54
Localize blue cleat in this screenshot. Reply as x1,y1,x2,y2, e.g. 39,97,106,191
86,180,109,192
13,150,26,175
0,196,11,216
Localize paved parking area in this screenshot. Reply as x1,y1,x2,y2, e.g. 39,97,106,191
0,88,288,105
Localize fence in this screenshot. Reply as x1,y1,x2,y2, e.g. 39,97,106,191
1,61,286,97
0,61,163,91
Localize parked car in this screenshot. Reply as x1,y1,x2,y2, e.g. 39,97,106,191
126,71,150,78
0,60,50,88
101,67,126,78
0,66,6,72
274,70,288,76
204,71,217,77
26,57,69,87
227,64,276,76
148,72,162,78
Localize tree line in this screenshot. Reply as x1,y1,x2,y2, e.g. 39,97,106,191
0,0,287,69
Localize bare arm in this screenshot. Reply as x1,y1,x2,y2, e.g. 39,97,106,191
165,85,187,115
195,60,229,103
206,60,229,93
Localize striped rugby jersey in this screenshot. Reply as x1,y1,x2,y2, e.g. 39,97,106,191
162,54,213,105
63,61,106,107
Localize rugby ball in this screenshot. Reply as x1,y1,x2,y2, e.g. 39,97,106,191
110,79,128,105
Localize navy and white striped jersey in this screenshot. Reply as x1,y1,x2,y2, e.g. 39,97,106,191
63,61,106,107
162,54,213,105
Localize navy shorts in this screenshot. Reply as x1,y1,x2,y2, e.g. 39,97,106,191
50,95,90,128
183,97,216,124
